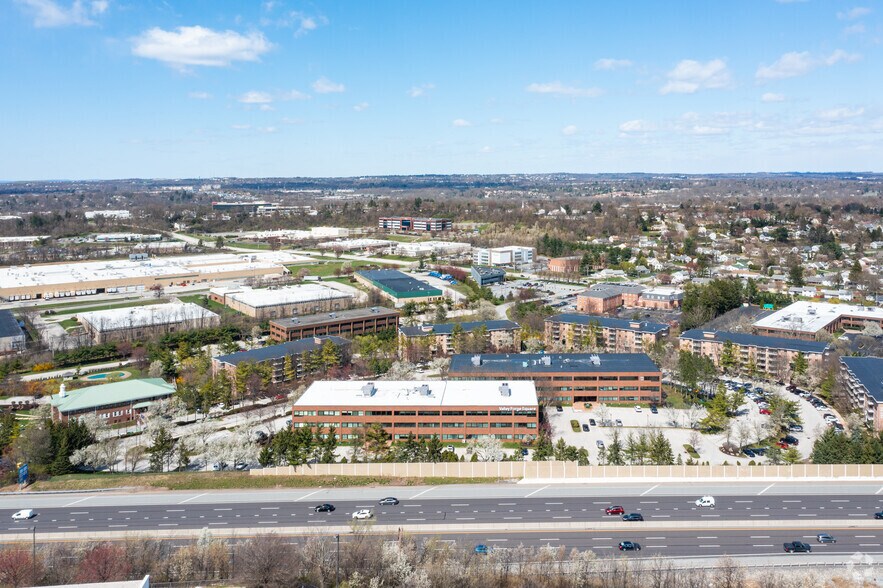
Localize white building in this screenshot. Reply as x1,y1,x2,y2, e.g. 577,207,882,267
472,246,535,267
396,241,471,257
85,210,131,220
78,302,220,344
209,284,352,319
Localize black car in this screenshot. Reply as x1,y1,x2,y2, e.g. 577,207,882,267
782,435,799,446
789,424,804,433
314,504,335,513
582,423,590,432
589,419,597,426
555,405,563,412
742,448,756,458
378,497,399,506
874,511,883,519
618,541,641,551
783,541,811,553
621,513,644,522
650,405,658,414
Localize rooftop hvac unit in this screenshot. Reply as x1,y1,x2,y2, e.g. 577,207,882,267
540,356,552,366
471,354,482,366
419,384,431,396
522,361,528,368
361,383,376,397
499,383,511,397
590,354,601,366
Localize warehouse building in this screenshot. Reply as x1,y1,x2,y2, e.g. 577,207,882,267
472,246,535,268
77,302,220,344
212,335,351,385
355,269,444,306
395,240,471,258
378,216,452,232
209,284,352,319
471,266,506,286
449,352,663,405
399,320,521,361
840,356,883,432
753,301,883,340
50,378,176,425
0,310,25,355
269,307,399,342
545,314,669,353
547,256,582,274
576,283,646,314
680,329,830,377
0,251,308,301
291,379,539,442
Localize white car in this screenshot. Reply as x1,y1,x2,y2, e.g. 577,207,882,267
695,496,716,508
11,509,35,520
634,405,642,412
352,509,373,520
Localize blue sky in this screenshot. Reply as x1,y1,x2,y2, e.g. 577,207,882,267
2,0,881,179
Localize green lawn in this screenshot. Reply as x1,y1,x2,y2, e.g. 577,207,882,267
36,297,142,311
228,241,270,250
58,318,79,330
300,260,376,278
178,294,239,316
49,298,168,316
384,235,425,243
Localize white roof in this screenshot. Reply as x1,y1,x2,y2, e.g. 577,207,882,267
215,284,351,308
296,380,538,408
77,302,218,331
753,300,883,333
0,251,310,289
318,238,395,249
642,286,683,296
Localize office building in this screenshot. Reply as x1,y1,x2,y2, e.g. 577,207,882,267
269,307,399,342
209,284,352,319
50,378,176,425
472,246,535,267
378,217,452,232
212,336,351,385
471,266,506,286
753,301,883,340
77,302,220,344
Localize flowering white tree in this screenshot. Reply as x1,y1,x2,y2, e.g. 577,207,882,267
468,435,504,462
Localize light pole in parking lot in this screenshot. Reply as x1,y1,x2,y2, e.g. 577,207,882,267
335,534,340,586
31,525,36,581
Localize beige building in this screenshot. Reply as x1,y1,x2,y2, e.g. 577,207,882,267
209,284,352,319
77,302,220,344
398,320,521,361
544,314,669,353
840,356,883,432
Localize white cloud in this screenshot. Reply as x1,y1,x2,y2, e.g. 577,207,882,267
817,106,865,121
659,59,731,94
838,6,871,20
262,9,327,36
279,89,309,101
312,77,345,93
562,125,578,136
131,26,271,69
594,58,633,71
689,125,727,135
17,0,108,27
452,119,472,127
761,92,785,102
844,23,866,35
525,81,603,98
231,124,251,130
258,126,277,133
408,83,435,98
619,119,656,133
756,49,861,80
188,91,212,100
353,102,369,112
480,145,493,153
238,91,274,104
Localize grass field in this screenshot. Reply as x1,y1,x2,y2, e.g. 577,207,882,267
296,260,376,278
178,294,240,316
48,298,169,316
58,318,79,330
228,241,270,250
25,472,503,491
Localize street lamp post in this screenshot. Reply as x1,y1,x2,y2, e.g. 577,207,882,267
335,534,340,586
31,525,36,581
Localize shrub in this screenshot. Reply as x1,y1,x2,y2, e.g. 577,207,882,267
683,444,700,459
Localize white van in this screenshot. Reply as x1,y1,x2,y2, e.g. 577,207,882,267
695,496,715,508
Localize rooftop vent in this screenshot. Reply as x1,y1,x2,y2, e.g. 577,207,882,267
419,384,432,396
540,356,552,366
361,383,376,397
499,383,512,397
420,324,434,333
590,354,601,366
702,331,716,339
471,354,482,367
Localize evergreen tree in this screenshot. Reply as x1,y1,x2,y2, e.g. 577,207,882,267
425,435,443,462
720,340,737,373
283,355,295,381
148,426,176,472
606,429,625,465
791,352,809,379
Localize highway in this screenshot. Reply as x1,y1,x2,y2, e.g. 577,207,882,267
1,481,881,561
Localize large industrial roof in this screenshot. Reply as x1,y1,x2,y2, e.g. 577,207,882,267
296,379,538,408
356,269,443,296
77,302,218,331
753,301,883,334
212,284,351,308
450,352,661,374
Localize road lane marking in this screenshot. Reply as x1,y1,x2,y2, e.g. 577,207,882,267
487,539,508,542
697,536,717,539
552,516,571,519
797,514,817,517
406,518,425,521
166,509,185,512
734,501,753,503
650,515,670,518
63,497,91,508
544,502,563,505
749,514,769,517
58,526,77,529
503,517,522,520
757,484,775,495
699,545,720,548
856,535,876,538
178,493,207,505
645,545,667,548
260,507,280,510
860,544,882,547
523,485,550,498
645,537,666,540
753,544,773,547
118,510,137,513
158,524,178,527
876,486,883,495
592,538,612,541
70,511,88,515
294,490,322,502
409,487,437,500
750,536,770,539
639,501,658,504
540,538,559,541
108,525,127,528
214,508,232,511
641,484,659,496
782,500,801,503
451,503,469,507
499,502,517,506
456,518,475,520
831,499,850,502
209,522,228,525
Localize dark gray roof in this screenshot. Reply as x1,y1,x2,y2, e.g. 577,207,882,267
841,356,883,403
547,313,668,334
450,352,661,374
680,329,829,354
471,266,506,278
579,283,646,298
356,269,443,296
400,320,520,337
0,310,23,339
214,336,350,366
272,307,399,329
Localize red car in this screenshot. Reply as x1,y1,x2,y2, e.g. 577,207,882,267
759,408,771,415
776,441,789,449
605,506,625,515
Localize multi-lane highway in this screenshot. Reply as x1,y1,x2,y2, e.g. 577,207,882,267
1,481,881,561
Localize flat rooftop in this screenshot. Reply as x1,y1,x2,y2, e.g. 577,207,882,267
450,352,661,374
753,301,883,333
213,284,351,308
0,251,310,289
680,329,830,354
77,302,218,331
214,335,350,366
296,379,538,408
841,356,883,402
272,307,399,329
356,269,443,297
580,283,647,298
400,320,520,337
547,313,669,334
0,309,23,339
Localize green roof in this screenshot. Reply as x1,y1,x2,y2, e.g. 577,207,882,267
50,378,175,414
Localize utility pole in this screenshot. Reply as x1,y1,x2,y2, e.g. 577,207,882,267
31,525,36,581
335,534,340,586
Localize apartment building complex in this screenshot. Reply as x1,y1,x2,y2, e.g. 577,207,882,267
269,307,399,342
840,356,883,432
544,313,669,353
212,336,351,385
576,284,683,314
679,329,830,376
398,320,521,361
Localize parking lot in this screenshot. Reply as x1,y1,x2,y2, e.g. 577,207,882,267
490,279,584,307
548,377,838,465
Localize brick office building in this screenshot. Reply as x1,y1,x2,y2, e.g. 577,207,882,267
576,284,646,314
269,307,399,342
544,313,669,353
448,353,662,405
49,378,176,425
291,379,539,442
